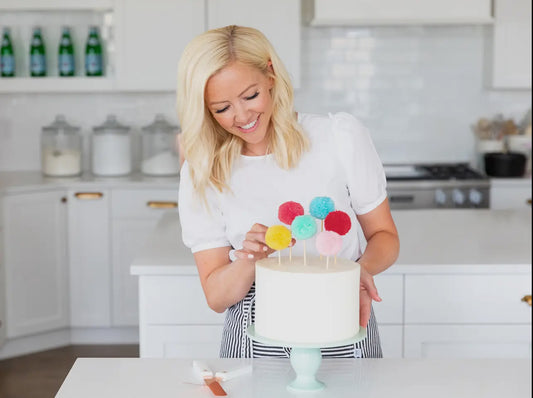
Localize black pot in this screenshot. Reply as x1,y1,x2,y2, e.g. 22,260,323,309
484,152,526,177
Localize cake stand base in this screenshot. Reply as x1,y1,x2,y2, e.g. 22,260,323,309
247,325,367,393
287,347,325,392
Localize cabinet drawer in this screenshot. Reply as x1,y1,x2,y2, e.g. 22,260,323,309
404,325,532,359
111,189,178,219
141,325,223,358
373,274,403,324
490,185,532,209
405,274,532,324
139,275,225,325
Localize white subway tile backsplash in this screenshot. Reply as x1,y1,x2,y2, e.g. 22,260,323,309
0,24,531,171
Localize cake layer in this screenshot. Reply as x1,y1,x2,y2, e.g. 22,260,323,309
254,256,360,344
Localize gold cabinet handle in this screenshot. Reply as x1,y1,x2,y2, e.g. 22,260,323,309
74,192,104,200
527,199,532,206
521,295,532,306
147,201,178,209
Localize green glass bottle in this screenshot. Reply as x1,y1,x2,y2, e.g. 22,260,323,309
1,27,15,77
58,26,75,77
85,26,103,76
30,26,46,77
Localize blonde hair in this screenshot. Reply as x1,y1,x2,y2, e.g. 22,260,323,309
177,25,309,200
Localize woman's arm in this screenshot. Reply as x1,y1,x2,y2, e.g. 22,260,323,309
194,223,277,313
356,197,399,276
356,198,400,327
194,247,256,313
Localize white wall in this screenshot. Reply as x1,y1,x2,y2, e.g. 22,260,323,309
0,25,531,171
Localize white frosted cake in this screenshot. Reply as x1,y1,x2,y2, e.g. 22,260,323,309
254,256,360,344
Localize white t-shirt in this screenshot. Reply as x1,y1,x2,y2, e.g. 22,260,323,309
178,112,387,261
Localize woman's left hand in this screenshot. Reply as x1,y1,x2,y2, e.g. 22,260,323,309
359,266,382,328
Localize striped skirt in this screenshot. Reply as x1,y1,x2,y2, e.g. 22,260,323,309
219,283,382,358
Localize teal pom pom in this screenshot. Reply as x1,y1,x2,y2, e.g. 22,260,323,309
309,196,335,220
291,215,317,240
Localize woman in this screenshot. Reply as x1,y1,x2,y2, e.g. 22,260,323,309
177,25,399,358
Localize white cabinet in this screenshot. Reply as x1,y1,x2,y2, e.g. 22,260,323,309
305,0,493,26
138,274,225,358
207,0,301,89
373,273,404,358
490,178,532,209
111,189,178,326
67,189,111,327
114,0,205,91
0,219,6,348
490,0,532,89
2,190,69,338
404,273,532,358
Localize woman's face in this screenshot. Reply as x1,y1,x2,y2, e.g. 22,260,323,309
205,61,274,156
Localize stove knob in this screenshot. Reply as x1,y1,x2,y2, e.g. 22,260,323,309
452,188,465,206
435,189,447,206
469,188,483,206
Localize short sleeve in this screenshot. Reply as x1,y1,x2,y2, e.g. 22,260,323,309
178,162,231,253
330,112,387,215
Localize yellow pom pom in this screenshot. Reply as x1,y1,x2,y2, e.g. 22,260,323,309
265,225,292,251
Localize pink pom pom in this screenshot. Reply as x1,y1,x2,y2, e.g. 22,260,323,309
278,201,304,225
315,231,342,257
324,211,352,236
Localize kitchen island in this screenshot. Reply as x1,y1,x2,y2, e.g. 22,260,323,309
56,357,531,398
131,209,531,359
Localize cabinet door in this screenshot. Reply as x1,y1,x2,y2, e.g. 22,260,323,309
0,224,5,348
3,191,69,338
404,325,531,358
490,183,532,209
68,189,111,327
115,0,205,91
142,325,224,358
491,0,532,89
207,0,301,88
111,189,179,326
309,0,492,25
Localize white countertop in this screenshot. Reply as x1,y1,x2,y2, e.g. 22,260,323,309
131,208,532,276
0,170,179,193
55,357,531,398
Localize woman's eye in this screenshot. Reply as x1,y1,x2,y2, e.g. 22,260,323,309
245,92,259,100
215,105,230,114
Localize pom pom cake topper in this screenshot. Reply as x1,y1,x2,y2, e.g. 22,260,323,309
278,201,304,225
265,225,292,265
316,231,342,267
324,211,352,236
265,196,352,266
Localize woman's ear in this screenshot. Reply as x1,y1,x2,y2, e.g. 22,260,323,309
267,60,275,88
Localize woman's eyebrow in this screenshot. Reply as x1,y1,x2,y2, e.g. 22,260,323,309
208,84,258,105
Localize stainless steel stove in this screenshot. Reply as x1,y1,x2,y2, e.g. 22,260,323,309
385,163,490,209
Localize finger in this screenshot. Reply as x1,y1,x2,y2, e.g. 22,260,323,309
234,250,256,260
250,223,269,233
360,268,382,302
359,290,372,328
245,230,268,245
242,239,268,253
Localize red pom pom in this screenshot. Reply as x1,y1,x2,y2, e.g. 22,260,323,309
324,210,351,236
278,201,304,225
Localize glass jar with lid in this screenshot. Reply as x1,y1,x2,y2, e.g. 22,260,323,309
41,115,82,177
91,114,131,176
140,114,180,176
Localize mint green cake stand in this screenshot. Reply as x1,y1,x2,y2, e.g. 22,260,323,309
247,325,367,393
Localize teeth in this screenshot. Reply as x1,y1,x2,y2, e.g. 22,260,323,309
240,118,257,130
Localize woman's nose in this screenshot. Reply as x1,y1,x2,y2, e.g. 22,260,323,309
233,103,250,125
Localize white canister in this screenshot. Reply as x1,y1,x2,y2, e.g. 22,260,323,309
91,115,132,176
507,134,532,176
41,115,82,177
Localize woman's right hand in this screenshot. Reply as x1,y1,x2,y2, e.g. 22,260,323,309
234,223,274,261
